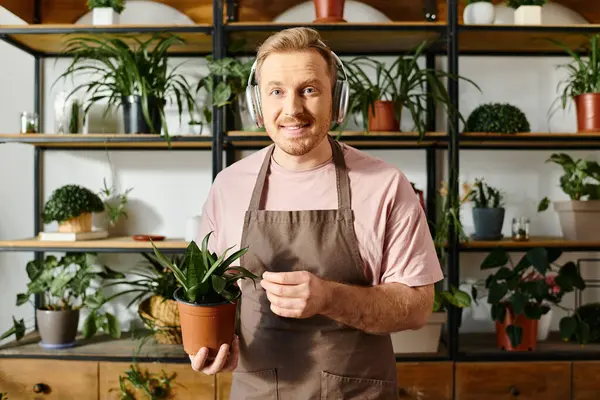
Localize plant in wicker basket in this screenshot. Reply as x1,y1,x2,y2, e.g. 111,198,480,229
150,231,258,358
41,184,105,233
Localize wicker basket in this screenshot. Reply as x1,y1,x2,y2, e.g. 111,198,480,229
138,295,182,344
58,212,92,233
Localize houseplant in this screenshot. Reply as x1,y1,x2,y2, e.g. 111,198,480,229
313,0,346,23
507,0,547,25
341,40,478,138
55,33,197,145
463,0,495,25
463,102,531,134
0,253,124,347
537,153,600,240
87,0,125,25
150,232,258,358
551,34,600,132
465,178,505,240
41,184,105,233
480,247,588,351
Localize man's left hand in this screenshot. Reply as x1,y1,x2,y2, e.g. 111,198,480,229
260,271,330,319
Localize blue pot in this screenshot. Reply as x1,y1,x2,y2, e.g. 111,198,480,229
472,207,505,240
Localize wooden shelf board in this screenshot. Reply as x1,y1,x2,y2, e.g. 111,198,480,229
0,331,188,362
0,24,213,55
0,236,188,252
226,22,446,54
459,132,600,149
0,134,212,149
459,24,600,54
460,236,600,250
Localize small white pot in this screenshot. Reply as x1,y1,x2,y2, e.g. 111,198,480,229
463,2,496,25
390,311,446,353
92,8,119,25
537,307,553,341
514,5,542,25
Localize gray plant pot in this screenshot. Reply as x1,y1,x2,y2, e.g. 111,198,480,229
36,308,80,349
472,207,505,240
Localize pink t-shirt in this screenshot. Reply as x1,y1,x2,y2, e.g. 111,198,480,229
197,142,443,287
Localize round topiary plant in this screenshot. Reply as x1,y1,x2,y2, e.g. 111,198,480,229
464,103,531,134
42,184,105,233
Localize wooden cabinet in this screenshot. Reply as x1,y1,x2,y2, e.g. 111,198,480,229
455,362,572,400
0,359,98,399
397,362,453,400
573,361,600,400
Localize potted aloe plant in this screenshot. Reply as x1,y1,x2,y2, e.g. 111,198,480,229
87,0,125,25
150,232,258,358
0,253,124,348
537,153,600,240
41,184,105,234
465,178,505,240
55,33,197,145
340,40,478,138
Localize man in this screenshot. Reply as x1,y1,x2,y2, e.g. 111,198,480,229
192,27,443,399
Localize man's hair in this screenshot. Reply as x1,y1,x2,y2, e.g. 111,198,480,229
255,27,338,88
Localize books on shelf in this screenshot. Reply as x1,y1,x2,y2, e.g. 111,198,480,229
38,229,109,241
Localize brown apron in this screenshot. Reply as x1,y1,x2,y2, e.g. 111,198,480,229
230,137,398,400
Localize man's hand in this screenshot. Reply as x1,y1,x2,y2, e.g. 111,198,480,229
189,334,239,375
260,271,331,319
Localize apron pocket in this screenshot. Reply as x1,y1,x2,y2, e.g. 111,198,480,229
231,368,278,400
320,371,397,400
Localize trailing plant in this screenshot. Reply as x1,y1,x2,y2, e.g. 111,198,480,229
340,40,480,138
98,178,133,227
55,33,197,145
538,153,600,211
465,178,504,208
150,231,258,304
506,0,547,7
433,181,470,266
41,184,105,224
480,247,588,347
114,363,176,400
0,253,125,342
87,0,125,13
463,103,530,134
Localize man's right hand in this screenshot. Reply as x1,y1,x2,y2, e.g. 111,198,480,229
189,334,239,375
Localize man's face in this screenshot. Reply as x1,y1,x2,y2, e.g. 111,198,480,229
258,49,333,156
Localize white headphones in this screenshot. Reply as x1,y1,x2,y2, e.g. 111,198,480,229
245,41,350,128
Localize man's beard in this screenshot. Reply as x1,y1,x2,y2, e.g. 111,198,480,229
272,115,330,156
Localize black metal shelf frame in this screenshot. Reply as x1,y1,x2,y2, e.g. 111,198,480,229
1,0,600,368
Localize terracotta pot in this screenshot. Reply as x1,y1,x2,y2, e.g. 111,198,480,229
313,0,346,23
174,287,238,359
574,93,600,132
58,212,92,233
36,308,80,349
495,309,538,351
368,100,400,132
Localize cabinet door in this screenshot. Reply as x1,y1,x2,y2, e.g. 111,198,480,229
0,359,98,399
216,372,232,400
455,362,571,400
397,362,453,400
573,361,600,400
99,362,214,400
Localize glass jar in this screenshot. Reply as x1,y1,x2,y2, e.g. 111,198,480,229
512,217,530,241
20,111,39,134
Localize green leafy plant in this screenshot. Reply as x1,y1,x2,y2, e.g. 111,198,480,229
114,363,176,400
0,253,125,342
572,303,600,343
465,178,504,208
463,103,531,134
433,286,472,312
55,33,197,145
87,0,125,13
480,247,588,347
341,40,480,138
41,184,105,224
538,153,600,211
507,0,547,7
150,231,258,304
98,178,133,227
432,181,470,266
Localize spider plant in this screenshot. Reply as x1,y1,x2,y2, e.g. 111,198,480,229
54,33,197,146
340,40,479,138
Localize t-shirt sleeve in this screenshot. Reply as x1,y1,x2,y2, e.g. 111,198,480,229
379,173,444,287
196,183,221,255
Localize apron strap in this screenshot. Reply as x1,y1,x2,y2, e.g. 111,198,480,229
247,137,351,211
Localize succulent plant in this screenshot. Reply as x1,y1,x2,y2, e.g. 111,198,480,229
41,184,105,224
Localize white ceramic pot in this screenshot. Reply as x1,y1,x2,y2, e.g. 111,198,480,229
537,307,553,341
463,2,496,25
93,8,119,25
514,5,542,25
390,311,446,353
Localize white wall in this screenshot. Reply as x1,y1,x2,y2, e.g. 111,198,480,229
1,3,599,346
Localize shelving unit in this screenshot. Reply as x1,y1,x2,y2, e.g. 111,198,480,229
2,0,600,398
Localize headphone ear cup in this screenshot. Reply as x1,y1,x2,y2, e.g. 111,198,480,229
245,84,263,128
331,80,341,124
335,80,349,125
253,85,263,128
